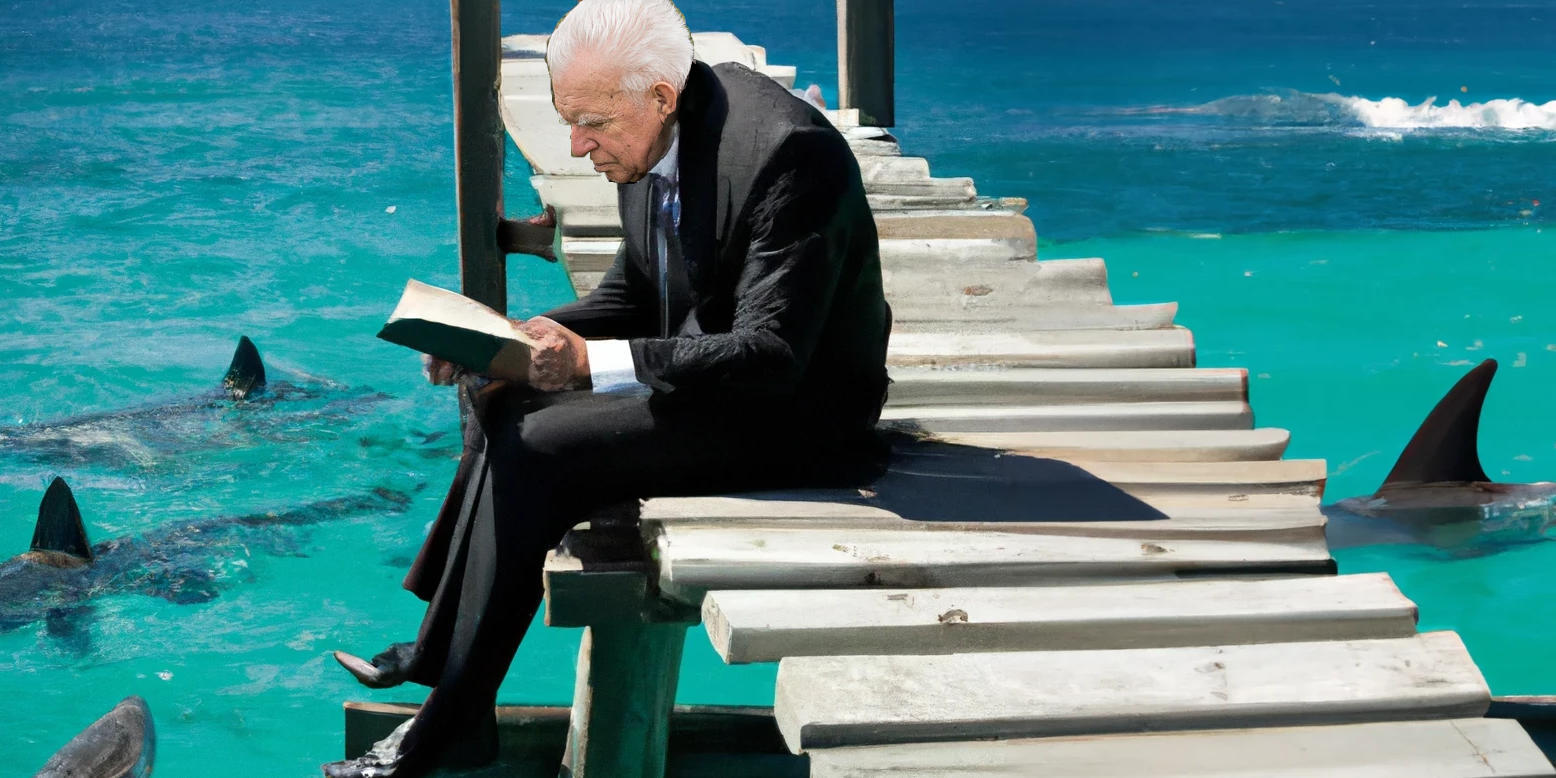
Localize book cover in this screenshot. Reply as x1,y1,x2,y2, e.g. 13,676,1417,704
376,279,537,378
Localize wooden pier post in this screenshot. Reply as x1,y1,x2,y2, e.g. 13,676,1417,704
561,623,689,778
450,0,504,436
836,0,894,127
451,0,506,312
546,520,699,778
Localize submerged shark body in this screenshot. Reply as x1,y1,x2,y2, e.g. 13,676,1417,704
35,695,154,778
1324,359,1556,553
0,477,415,635
0,336,389,469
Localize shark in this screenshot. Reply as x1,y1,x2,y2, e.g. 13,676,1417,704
1323,359,1556,552
35,695,153,778
0,336,391,469
0,476,416,637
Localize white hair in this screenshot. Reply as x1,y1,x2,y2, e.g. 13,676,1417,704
547,0,694,98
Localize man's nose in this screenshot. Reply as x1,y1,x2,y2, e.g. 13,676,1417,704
569,127,597,158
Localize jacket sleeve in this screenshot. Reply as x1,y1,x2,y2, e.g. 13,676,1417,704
628,129,857,398
538,240,657,339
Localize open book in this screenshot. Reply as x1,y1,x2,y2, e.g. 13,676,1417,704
377,279,538,378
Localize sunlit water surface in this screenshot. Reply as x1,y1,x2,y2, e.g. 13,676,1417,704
1,0,1554,773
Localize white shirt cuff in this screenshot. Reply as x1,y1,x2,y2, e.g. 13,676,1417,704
585,339,647,394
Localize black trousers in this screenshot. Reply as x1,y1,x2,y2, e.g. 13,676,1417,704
391,386,884,766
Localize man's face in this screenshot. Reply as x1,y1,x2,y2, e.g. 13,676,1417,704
552,56,674,184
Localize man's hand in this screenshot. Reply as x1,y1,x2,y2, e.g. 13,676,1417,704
518,316,589,391
423,354,463,386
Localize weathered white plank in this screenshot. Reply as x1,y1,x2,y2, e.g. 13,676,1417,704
910,428,1290,462
846,136,901,156
886,367,1245,406
500,33,548,57
889,302,1177,331
883,400,1252,433
563,235,1040,277
884,264,1135,310
533,174,615,211
538,173,984,221
688,31,759,67
645,496,1325,539
757,63,797,88
503,31,770,67
877,237,1035,265
857,155,931,181
873,211,1039,264
741,41,767,67
702,573,1415,664
501,93,596,177
557,212,1044,273
774,631,1490,752
806,718,1555,777
865,177,977,199
867,192,976,210
888,256,1112,304
886,329,1195,369
654,525,1333,602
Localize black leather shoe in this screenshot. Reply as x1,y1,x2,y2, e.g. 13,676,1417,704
333,641,419,689
320,715,497,777
321,753,406,778
322,718,419,778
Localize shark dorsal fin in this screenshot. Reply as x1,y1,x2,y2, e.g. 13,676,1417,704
30,477,92,563
223,336,267,400
1381,359,1496,487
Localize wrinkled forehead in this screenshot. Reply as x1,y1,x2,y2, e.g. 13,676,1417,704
550,57,629,116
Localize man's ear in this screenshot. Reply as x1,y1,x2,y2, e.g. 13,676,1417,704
650,81,679,120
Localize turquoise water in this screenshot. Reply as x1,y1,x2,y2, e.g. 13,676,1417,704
2,0,1555,773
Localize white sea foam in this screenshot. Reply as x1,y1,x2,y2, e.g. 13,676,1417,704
1339,94,1556,130
1148,92,1556,132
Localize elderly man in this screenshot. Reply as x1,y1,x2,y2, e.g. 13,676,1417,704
323,0,889,774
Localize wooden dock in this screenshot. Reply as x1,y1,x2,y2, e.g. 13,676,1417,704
344,24,1556,778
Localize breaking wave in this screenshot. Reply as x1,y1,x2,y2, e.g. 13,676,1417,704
1135,92,1556,132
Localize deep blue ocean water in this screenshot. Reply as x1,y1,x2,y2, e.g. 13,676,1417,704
2,0,1554,773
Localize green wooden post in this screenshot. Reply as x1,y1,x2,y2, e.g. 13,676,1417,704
560,622,689,778
836,0,895,127
546,521,699,778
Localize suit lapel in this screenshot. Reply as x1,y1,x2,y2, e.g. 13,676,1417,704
676,61,726,298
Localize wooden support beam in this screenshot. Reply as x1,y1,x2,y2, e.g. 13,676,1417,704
836,0,894,127
541,524,701,778
451,0,506,312
561,623,689,778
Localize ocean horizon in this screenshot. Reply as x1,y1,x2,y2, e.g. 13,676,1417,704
2,0,1554,773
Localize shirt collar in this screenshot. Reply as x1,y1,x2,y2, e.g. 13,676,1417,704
648,122,680,184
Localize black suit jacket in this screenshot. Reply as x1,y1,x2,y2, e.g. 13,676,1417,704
543,61,891,431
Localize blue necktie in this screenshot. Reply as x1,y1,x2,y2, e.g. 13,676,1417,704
649,173,679,337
